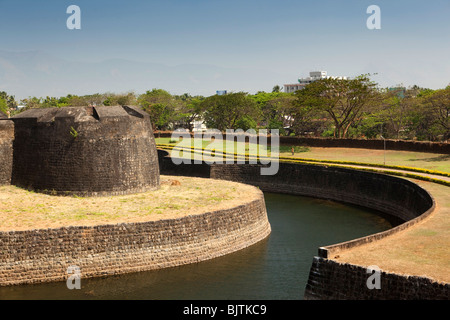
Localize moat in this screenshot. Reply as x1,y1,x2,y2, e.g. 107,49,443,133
0,192,392,300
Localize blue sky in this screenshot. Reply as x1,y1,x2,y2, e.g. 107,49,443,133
0,0,449,98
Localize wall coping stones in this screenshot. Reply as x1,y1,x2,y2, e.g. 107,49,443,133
0,184,271,287
10,105,160,196
158,153,448,299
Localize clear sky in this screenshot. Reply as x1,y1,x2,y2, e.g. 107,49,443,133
0,0,449,98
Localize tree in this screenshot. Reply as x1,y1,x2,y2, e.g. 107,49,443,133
377,89,411,139
0,91,17,114
0,96,8,115
138,89,180,130
19,97,43,109
175,96,206,132
272,85,282,93
423,87,450,140
201,92,260,131
294,75,378,138
103,92,136,106
147,103,175,130
251,91,296,134
290,97,326,136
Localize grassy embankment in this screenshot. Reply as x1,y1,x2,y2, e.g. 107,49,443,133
0,176,259,231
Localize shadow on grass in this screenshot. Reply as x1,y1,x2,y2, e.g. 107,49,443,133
408,154,450,162
278,146,310,153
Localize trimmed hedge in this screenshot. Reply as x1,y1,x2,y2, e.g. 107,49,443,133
154,131,450,153
156,143,450,179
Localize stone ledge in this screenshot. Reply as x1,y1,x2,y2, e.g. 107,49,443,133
0,188,271,286
304,257,450,300
158,156,446,299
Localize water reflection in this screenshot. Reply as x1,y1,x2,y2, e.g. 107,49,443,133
0,193,392,300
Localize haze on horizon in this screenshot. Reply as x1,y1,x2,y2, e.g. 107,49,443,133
0,0,449,100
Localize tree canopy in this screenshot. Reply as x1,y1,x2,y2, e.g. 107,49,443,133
200,92,260,131
293,75,378,138
5,76,450,141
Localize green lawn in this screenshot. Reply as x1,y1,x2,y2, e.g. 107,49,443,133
156,137,259,154
155,138,450,173
279,147,450,173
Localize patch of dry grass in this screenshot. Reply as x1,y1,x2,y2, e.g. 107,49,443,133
334,179,450,284
0,175,261,231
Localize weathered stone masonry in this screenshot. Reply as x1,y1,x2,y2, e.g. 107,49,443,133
0,194,271,286
10,106,160,196
304,257,449,300
0,116,447,298
0,110,272,286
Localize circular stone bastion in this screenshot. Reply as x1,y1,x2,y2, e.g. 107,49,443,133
0,106,272,286
0,176,271,286
10,106,160,196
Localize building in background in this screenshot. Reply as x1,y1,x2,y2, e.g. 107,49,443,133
284,71,348,93
191,120,207,132
284,83,307,94
216,90,227,95
388,86,406,99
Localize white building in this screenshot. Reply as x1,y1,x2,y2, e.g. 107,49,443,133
284,83,307,93
284,71,348,93
191,120,207,132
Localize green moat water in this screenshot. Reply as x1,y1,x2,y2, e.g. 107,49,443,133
0,192,393,300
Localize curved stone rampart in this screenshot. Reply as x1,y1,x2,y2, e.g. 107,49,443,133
208,163,435,255
158,152,448,299
304,257,449,300
0,190,271,286
10,106,160,196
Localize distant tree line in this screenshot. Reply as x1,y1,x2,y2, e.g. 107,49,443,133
2,75,449,141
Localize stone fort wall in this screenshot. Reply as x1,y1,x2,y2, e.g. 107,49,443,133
304,257,449,300
158,152,449,299
0,113,271,286
10,106,160,196
0,192,271,286
0,127,447,298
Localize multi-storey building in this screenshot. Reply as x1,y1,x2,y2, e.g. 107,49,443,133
284,71,348,93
